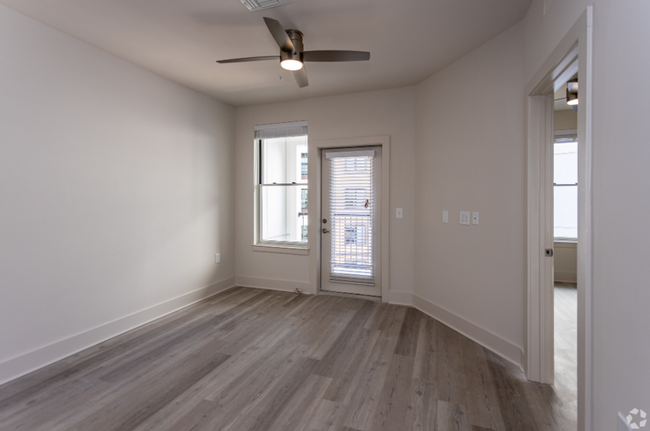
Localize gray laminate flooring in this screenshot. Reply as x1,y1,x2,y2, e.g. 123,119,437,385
554,282,578,428
0,287,576,430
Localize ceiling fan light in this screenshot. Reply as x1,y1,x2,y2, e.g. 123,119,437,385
566,79,578,106
566,88,579,106
281,59,303,71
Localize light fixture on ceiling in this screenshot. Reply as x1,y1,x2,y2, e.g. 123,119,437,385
216,18,370,89
280,59,303,71
566,80,579,106
280,29,304,71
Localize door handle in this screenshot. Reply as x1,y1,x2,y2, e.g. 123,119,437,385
322,228,330,234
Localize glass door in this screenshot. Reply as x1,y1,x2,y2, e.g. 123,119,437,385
320,147,381,297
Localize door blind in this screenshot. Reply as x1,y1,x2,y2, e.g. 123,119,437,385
327,151,375,285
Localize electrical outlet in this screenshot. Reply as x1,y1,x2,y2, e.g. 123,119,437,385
215,253,220,264
460,211,470,225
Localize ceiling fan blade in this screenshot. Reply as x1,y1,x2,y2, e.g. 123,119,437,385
302,51,370,62
291,67,309,88
217,55,280,64
263,17,295,52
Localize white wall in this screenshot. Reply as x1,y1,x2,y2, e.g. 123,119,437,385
554,242,577,283
524,1,650,428
234,87,416,296
555,109,578,131
0,5,235,384
3,2,649,427
413,22,526,364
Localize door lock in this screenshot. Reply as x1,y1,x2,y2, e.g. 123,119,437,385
322,218,327,223
322,228,330,234
545,248,554,257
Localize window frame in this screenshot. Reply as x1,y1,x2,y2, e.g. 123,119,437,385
254,132,309,252
553,129,578,242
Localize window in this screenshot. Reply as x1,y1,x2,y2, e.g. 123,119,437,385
554,138,578,240
345,157,365,171
326,151,375,281
301,153,308,179
345,225,366,246
255,121,308,247
345,187,366,209
300,189,308,213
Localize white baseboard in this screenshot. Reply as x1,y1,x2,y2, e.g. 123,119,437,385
236,275,311,293
0,278,524,385
387,291,413,306
554,272,577,283
411,293,524,370
0,277,236,386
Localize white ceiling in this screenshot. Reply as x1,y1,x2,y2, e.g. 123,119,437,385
0,0,532,107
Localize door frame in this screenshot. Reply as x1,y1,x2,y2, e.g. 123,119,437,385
320,147,382,297
309,135,390,301
525,7,592,431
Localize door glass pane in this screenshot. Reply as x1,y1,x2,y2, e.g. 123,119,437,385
261,185,308,243
554,185,578,239
329,156,374,281
261,136,308,184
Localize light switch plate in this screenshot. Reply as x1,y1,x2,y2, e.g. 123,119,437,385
443,211,448,223
396,208,403,219
215,253,220,264
472,211,479,225
460,211,470,225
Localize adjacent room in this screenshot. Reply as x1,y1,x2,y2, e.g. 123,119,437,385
1,1,649,430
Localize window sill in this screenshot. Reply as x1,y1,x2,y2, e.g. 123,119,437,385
252,244,309,256
554,240,577,248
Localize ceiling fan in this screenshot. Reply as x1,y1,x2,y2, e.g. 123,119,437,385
217,17,370,88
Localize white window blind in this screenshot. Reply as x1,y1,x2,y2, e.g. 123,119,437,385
328,151,375,284
255,121,308,140
326,150,375,159
554,129,577,142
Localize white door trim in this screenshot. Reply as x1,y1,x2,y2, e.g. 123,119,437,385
526,91,556,385
309,136,390,302
320,147,382,297
525,7,593,431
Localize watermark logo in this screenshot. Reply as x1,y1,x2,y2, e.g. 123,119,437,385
627,408,648,429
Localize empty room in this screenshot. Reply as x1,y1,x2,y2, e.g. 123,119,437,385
0,0,649,430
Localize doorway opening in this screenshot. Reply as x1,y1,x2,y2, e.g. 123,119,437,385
320,147,382,297
552,77,579,426
308,135,390,301
525,7,592,430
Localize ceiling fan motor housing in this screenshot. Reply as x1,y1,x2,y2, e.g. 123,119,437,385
281,29,304,63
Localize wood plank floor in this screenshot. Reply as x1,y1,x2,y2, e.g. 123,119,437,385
554,283,578,429
0,287,576,430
